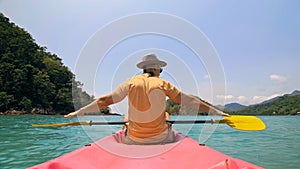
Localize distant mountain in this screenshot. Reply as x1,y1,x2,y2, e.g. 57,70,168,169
231,90,300,115
260,96,281,105
289,90,300,96
260,90,300,105
224,103,246,111
223,90,300,115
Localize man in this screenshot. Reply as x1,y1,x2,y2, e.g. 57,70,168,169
65,54,229,144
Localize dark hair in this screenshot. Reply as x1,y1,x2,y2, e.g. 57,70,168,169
143,68,162,76
143,69,154,76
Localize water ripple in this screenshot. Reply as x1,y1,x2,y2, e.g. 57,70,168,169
0,115,299,169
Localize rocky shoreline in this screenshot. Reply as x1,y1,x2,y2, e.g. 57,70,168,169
0,109,122,116
0,109,60,115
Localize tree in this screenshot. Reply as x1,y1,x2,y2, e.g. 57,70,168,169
0,92,14,111
0,12,94,114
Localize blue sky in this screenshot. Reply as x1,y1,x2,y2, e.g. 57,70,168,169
1,0,299,107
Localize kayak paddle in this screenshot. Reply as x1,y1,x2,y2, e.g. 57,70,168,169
32,115,266,131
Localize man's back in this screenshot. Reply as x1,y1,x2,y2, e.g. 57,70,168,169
125,74,167,138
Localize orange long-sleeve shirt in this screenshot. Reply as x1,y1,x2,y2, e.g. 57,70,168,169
110,73,180,140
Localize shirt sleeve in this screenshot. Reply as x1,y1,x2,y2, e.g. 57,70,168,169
111,79,130,103
164,81,181,100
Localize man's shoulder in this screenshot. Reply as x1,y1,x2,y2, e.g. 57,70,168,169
127,74,148,83
131,74,168,82
132,73,150,79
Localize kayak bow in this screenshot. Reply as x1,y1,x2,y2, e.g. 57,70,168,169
28,130,264,169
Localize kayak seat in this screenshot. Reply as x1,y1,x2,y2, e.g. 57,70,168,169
112,130,186,144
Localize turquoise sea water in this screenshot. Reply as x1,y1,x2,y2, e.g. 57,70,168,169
0,115,299,169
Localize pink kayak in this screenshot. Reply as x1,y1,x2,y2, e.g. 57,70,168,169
28,130,264,169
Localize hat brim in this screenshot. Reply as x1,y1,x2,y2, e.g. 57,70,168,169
137,60,167,69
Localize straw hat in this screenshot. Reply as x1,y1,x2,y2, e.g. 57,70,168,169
136,53,167,69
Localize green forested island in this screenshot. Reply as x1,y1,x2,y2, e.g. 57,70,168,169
0,13,95,115
1,13,299,116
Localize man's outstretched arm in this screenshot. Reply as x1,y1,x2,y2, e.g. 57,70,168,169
172,92,230,116
64,94,114,118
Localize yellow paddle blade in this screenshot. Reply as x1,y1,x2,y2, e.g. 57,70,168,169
32,121,90,127
219,116,266,131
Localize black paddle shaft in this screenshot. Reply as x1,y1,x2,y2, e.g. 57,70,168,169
167,120,216,124
89,120,217,125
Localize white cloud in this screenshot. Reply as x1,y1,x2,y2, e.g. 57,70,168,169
215,94,283,105
216,95,234,100
250,93,282,104
214,95,235,105
237,96,247,103
251,96,267,104
270,74,287,83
